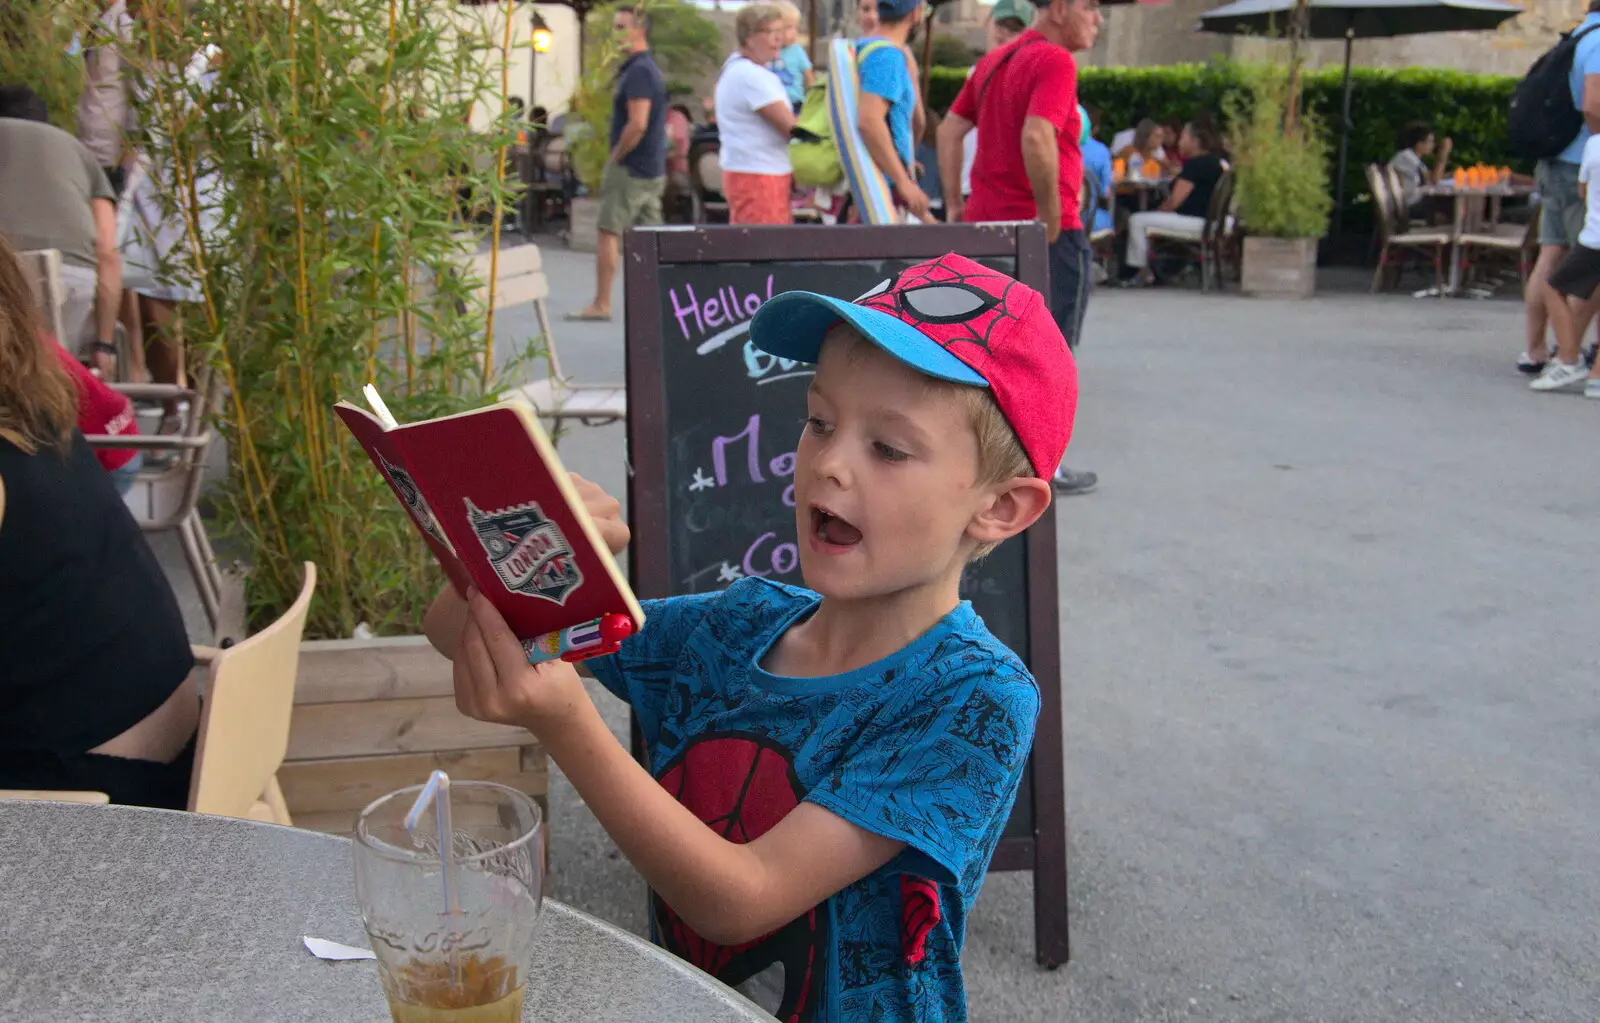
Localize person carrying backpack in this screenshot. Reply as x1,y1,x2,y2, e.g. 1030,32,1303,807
1513,2,1600,377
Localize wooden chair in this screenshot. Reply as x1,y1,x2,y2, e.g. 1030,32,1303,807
690,146,730,225
1082,171,1118,276
478,245,627,429
1457,200,1540,287
19,248,69,345
0,563,316,823
85,369,229,638
520,134,568,236
1367,164,1448,294
1146,170,1235,292
188,561,316,824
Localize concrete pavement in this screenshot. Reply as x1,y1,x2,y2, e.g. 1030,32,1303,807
167,237,1600,1021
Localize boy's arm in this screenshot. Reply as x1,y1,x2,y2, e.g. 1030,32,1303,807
454,591,903,946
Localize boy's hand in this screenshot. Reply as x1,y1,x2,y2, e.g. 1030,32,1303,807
570,472,629,556
453,588,592,732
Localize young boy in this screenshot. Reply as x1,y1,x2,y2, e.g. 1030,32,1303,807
1532,128,1600,398
426,253,1076,1021
771,1,814,111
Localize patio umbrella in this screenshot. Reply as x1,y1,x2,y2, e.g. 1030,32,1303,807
1198,0,1521,230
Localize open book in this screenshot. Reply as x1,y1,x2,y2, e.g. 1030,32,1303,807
335,393,644,662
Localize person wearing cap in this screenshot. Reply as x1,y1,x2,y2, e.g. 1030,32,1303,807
857,0,931,220
958,0,1032,202
936,0,1101,496
428,253,1069,1022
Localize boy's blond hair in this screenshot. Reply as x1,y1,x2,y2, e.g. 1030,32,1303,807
774,0,803,25
832,327,1032,560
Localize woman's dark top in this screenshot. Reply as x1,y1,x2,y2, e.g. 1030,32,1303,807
1175,153,1226,218
0,429,193,755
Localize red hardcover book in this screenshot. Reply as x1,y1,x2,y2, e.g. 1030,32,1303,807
335,397,644,650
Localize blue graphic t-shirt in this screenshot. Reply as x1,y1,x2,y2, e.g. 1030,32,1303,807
589,577,1039,1023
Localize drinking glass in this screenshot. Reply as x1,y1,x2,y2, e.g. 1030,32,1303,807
354,782,545,1023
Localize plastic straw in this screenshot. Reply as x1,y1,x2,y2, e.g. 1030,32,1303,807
363,383,400,430
404,770,460,983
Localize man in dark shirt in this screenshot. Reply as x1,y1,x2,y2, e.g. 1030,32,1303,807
571,5,667,322
1121,120,1225,285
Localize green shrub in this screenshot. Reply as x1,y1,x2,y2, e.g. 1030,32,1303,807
928,58,1519,229
1227,63,1331,238
929,34,979,69
0,0,92,132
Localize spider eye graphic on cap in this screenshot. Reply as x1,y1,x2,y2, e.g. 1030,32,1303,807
854,278,893,301
896,283,1000,325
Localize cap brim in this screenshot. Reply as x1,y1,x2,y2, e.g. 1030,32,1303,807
750,292,989,388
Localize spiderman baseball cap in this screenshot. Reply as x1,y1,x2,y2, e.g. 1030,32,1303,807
748,253,1076,478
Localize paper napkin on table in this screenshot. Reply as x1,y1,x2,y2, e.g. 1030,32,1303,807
303,936,376,961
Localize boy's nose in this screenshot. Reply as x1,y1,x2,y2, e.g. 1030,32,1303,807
810,438,853,488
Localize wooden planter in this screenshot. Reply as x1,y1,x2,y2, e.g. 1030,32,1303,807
1240,236,1318,299
281,636,547,835
567,196,600,253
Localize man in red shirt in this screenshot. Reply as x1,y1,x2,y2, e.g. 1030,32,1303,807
936,0,1101,494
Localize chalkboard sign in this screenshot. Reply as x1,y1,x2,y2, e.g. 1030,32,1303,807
623,224,1068,967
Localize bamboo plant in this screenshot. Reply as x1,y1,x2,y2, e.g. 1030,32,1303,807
1226,62,1332,239
124,0,536,638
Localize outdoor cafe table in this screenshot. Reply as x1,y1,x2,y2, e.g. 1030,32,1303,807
0,801,774,1023
1418,182,1537,295
1115,176,1173,211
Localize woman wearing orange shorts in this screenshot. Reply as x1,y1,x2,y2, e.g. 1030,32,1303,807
712,4,796,226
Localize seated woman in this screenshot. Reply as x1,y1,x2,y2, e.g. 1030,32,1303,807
1119,120,1226,287
0,234,198,809
1112,118,1167,177
1389,120,1451,218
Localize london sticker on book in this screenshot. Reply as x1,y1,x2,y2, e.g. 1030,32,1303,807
334,389,644,655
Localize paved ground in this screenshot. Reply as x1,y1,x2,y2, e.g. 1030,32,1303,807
163,238,1599,1021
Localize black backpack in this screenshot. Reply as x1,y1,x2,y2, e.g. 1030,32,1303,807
1508,24,1600,160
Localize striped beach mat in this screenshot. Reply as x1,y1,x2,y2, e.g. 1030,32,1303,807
826,37,902,226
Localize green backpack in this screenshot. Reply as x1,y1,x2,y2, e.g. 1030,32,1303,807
789,39,893,190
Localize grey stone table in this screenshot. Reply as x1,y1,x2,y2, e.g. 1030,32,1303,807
0,802,773,1022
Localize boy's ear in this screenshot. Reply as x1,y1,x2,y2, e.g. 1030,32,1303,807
968,476,1052,546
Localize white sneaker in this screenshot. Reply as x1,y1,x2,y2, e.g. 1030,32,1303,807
1585,378,1600,400
1530,360,1587,392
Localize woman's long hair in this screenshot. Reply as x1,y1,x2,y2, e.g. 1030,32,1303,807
0,233,78,454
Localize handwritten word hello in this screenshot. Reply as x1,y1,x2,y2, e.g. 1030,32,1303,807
670,277,775,353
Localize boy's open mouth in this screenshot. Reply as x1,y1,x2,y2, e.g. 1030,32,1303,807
811,505,863,547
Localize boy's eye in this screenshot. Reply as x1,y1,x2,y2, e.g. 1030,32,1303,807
805,416,832,436
873,441,909,463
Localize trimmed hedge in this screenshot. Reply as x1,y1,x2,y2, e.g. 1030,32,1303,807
929,60,1520,229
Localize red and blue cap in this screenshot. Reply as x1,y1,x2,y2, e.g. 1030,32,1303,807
748,252,1077,478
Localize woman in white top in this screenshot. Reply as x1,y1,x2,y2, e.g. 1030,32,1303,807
712,3,796,225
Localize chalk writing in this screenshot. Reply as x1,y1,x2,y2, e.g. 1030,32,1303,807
707,414,797,508
667,276,776,353
688,468,715,492
743,340,804,383
717,562,744,582
743,531,800,579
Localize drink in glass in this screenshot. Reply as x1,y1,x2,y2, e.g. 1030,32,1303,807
354,782,544,1023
